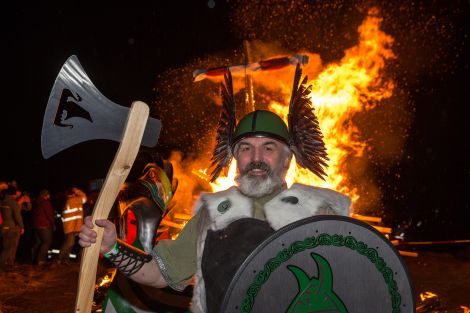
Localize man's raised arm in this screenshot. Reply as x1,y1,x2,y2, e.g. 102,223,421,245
78,216,168,288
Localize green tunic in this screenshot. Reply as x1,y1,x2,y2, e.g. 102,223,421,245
153,186,286,288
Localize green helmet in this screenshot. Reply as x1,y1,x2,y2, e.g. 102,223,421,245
210,65,328,182
232,110,290,149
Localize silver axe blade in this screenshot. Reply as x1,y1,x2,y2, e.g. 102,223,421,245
41,55,161,159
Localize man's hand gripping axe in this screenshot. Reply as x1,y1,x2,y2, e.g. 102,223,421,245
41,55,161,313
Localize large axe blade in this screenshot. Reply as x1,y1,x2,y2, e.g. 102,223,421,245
41,55,161,158
40,55,161,312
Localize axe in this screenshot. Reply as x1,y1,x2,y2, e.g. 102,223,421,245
41,55,161,313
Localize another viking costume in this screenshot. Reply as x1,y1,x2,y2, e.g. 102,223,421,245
102,158,181,313
152,65,351,313
119,161,175,252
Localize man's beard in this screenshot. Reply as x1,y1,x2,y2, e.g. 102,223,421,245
235,161,285,198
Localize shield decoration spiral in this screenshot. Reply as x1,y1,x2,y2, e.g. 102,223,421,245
220,215,414,313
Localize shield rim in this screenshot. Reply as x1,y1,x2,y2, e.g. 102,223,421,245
219,215,416,313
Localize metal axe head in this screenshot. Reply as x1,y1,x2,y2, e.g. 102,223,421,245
41,55,161,159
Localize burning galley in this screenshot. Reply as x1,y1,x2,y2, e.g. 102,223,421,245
186,8,398,234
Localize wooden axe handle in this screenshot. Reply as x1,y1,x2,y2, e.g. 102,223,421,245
74,101,150,313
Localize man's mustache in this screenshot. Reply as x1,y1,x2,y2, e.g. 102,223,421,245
242,161,271,175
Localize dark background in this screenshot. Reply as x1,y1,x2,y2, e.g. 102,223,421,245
1,1,469,241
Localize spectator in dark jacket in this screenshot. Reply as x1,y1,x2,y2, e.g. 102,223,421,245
32,189,55,265
0,186,24,269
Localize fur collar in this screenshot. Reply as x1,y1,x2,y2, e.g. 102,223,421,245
195,183,350,231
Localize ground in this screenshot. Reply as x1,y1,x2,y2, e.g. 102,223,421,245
0,246,469,313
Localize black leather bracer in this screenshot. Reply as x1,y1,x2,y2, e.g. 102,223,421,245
106,240,153,277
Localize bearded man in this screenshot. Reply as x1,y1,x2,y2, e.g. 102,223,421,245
79,65,351,313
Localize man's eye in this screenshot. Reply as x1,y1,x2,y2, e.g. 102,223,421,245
241,146,250,152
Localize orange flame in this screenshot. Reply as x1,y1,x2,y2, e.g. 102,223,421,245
97,270,116,287
420,291,438,301
164,8,396,229
209,8,395,208
209,160,238,192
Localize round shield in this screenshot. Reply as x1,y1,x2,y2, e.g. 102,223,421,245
220,215,414,313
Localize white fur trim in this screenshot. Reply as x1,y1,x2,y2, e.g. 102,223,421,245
264,183,351,230
201,186,252,231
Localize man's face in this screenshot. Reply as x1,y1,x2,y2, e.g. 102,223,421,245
235,137,290,177
234,137,291,197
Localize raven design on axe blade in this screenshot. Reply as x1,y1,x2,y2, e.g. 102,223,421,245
54,88,93,128
41,55,160,159
41,55,161,313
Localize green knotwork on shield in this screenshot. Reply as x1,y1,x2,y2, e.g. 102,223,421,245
285,252,348,313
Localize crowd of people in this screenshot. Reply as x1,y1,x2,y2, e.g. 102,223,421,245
0,180,93,271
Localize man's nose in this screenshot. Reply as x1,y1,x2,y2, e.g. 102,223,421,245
252,147,263,161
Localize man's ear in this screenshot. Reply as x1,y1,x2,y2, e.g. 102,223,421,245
232,143,239,159
283,155,291,168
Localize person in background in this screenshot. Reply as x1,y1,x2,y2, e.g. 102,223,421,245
17,190,32,212
0,185,25,270
15,187,32,263
56,187,86,265
0,181,8,259
0,181,7,235
32,189,55,266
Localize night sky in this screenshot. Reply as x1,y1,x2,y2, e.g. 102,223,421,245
2,1,469,240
